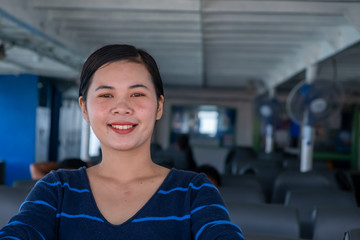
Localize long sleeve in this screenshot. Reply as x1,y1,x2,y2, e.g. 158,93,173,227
0,172,60,239
189,173,244,240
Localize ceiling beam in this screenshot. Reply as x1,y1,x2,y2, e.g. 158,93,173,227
48,9,200,22
204,23,339,34
203,13,347,25
61,20,200,32
203,1,360,15
32,0,200,11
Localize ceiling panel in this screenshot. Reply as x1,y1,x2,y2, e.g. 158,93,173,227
0,0,359,94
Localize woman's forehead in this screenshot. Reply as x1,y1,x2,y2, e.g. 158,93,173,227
94,61,150,81
90,61,155,90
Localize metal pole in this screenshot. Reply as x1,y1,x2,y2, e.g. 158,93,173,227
265,88,275,154
300,64,318,172
265,123,273,154
300,116,314,172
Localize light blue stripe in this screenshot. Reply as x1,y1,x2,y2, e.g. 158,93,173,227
0,236,22,240
37,180,89,193
158,183,217,194
8,221,45,240
132,214,190,223
56,212,104,222
237,231,245,239
20,200,56,212
131,204,229,224
191,204,229,215
195,220,242,240
189,183,218,191
158,187,187,194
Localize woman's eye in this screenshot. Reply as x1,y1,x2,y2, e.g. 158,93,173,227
131,93,144,97
100,94,112,98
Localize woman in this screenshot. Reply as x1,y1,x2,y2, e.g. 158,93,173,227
0,44,244,239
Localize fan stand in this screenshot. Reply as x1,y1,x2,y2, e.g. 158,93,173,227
265,123,273,154
263,88,276,154
300,110,314,172
300,65,317,172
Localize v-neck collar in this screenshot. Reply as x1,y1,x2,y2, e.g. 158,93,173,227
80,167,175,228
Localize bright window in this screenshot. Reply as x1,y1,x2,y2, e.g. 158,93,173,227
198,110,218,137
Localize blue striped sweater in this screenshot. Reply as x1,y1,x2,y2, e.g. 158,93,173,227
0,167,244,240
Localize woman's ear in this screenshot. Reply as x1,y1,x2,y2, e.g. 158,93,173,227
156,95,164,120
79,96,90,122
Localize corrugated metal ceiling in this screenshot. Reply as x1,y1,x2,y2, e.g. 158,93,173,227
0,0,360,94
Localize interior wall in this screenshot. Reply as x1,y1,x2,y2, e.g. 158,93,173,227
0,74,38,185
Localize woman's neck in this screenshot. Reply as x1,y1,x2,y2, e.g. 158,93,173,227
92,145,158,182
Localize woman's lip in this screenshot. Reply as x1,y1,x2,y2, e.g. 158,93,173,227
108,122,138,134
109,122,137,126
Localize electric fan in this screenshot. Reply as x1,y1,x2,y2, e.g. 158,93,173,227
254,95,282,153
286,79,344,171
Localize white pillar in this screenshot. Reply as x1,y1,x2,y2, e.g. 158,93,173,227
80,119,90,161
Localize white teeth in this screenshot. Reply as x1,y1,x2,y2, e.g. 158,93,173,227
111,125,134,130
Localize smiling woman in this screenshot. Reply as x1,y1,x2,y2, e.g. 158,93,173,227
79,60,162,154
0,44,244,240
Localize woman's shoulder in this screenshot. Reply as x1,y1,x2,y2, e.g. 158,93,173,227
169,168,199,178
39,166,87,187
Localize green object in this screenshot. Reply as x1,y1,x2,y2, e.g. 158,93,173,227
312,107,359,170
351,108,359,170
313,152,351,161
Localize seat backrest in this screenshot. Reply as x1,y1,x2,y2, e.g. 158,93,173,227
221,174,263,191
12,179,38,190
0,185,29,227
245,233,307,240
285,189,357,221
227,202,300,238
313,207,360,240
240,160,282,201
257,151,283,161
285,189,357,239
282,159,329,171
271,171,334,203
224,146,257,174
344,228,360,240
220,185,265,204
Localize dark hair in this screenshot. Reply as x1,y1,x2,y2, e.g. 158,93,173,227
177,134,190,150
196,164,222,187
79,44,164,102
59,158,88,169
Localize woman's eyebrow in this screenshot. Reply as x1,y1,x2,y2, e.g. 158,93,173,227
94,84,149,91
95,85,114,91
129,84,149,90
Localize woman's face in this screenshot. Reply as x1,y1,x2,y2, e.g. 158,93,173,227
79,60,164,153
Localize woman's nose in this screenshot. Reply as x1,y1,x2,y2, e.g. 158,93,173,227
111,99,133,115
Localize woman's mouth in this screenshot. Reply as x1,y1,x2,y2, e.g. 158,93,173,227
110,124,135,130
108,123,138,134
